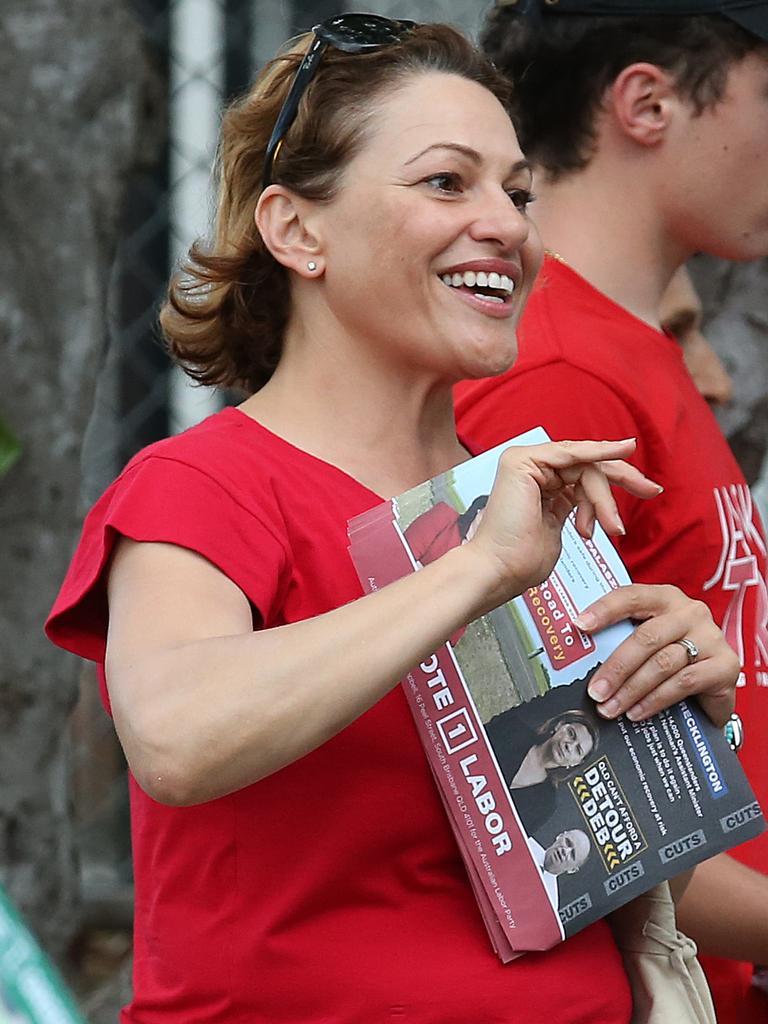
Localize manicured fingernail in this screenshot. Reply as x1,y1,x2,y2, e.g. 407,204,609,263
573,611,597,630
619,437,637,445
626,704,644,722
597,697,621,718
614,513,626,535
588,677,610,701
655,484,664,494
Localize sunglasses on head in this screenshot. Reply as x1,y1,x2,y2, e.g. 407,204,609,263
261,12,417,190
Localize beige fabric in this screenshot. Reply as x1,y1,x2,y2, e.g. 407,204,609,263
608,881,716,1024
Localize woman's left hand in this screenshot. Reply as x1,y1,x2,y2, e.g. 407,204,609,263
573,584,739,727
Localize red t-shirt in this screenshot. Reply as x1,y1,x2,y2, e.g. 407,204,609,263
403,502,462,565
455,255,768,1022
46,407,631,1024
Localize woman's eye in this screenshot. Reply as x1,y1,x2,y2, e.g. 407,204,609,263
507,188,536,212
424,172,463,194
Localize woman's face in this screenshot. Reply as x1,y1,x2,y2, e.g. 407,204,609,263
313,71,543,381
547,721,594,770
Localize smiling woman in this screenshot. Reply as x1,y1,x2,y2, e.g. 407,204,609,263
45,13,740,1024
510,710,599,787
485,697,600,835
160,17,539,393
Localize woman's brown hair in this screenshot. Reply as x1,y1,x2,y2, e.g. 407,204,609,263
159,23,512,394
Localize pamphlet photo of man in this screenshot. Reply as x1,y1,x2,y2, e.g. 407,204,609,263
527,830,591,912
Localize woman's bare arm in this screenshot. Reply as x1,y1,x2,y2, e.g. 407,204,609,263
106,536,494,805
676,852,768,962
104,438,736,805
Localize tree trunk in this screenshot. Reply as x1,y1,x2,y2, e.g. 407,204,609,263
0,0,147,956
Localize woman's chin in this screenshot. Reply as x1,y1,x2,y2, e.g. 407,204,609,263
461,339,519,381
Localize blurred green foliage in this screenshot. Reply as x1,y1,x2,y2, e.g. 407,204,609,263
0,417,21,477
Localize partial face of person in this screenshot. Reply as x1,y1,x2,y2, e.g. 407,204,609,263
316,71,543,381
667,52,768,261
544,830,591,876
659,267,733,407
547,721,594,769
463,507,485,544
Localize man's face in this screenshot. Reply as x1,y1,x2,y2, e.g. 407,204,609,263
659,266,733,407
543,830,591,876
667,52,768,261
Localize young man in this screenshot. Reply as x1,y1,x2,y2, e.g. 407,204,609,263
455,3,768,1019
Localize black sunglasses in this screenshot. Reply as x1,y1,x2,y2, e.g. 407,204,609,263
261,13,417,189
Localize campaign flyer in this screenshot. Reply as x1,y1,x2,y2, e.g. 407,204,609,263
348,429,764,958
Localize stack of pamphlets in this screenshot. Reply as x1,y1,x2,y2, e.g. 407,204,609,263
347,428,764,961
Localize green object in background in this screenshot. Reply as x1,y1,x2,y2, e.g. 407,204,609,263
0,418,21,477
0,888,85,1024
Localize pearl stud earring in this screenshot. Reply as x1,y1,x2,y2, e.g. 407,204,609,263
307,260,317,272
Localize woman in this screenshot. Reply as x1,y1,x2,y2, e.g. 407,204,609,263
485,695,600,834
46,16,738,1023
404,494,488,646
506,710,598,789
404,494,489,566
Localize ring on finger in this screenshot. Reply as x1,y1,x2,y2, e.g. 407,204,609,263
672,637,699,665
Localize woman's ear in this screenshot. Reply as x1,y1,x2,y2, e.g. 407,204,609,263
609,62,676,148
255,185,325,278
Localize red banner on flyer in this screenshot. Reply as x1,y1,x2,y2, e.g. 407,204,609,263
522,576,595,668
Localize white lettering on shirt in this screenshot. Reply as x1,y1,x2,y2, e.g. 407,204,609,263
703,485,768,686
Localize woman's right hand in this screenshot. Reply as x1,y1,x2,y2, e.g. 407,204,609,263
461,438,661,614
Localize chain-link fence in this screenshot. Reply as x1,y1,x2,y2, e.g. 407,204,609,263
71,0,491,922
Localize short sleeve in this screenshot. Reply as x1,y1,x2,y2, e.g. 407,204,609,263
45,454,290,662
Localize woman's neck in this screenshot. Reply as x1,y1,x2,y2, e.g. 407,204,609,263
240,324,469,499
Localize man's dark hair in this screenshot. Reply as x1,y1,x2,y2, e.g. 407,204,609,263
481,9,762,178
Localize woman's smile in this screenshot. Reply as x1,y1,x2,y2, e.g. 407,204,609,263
438,257,520,319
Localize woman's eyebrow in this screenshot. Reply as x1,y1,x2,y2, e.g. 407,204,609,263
404,141,530,176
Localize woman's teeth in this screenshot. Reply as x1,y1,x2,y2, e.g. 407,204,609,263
440,270,515,303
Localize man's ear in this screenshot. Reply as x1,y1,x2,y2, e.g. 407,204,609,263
609,62,676,147
256,185,325,278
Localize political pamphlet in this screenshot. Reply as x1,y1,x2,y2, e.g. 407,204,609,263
347,428,765,961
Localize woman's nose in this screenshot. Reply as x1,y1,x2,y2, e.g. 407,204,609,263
467,190,530,251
